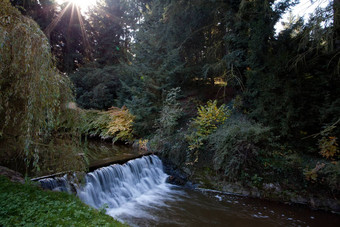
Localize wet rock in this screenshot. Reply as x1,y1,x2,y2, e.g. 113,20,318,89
184,181,198,189
290,195,308,205
181,167,192,176
262,183,281,193
241,190,250,196
308,197,340,213
163,162,189,186
250,188,261,197
166,175,185,185
0,166,25,183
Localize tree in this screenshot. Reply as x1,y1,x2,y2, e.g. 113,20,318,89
245,0,340,147
69,0,141,110
334,0,340,49
0,0,74,168
10,0,89,72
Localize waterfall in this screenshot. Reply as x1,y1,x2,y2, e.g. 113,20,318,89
77,155,168,209
38,155,169,210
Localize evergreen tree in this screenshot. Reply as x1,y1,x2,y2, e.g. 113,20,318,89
69,0,141,109
245,1,340,147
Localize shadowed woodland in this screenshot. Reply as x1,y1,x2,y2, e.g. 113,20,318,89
0,0,340,222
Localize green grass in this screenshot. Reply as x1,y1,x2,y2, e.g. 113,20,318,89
0,176,127,226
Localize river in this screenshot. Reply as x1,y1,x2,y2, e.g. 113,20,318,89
38,143,340,227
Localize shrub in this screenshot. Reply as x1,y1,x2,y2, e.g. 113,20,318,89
186,100,230,157
319,162,340,192
157,87,183,136
319,136,339,160
80,106,135,143
304,161,340,193
150,88,187,166
208,115,270,180
151,129,188,167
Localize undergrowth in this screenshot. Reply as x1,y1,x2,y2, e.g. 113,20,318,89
0,176,126,226
79,106,135,143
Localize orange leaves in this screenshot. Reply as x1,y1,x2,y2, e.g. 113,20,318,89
106,106,135,143
319,136,339,160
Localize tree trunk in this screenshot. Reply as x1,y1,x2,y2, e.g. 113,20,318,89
334,0,340,50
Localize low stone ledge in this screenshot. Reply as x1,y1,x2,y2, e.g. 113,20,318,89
0,166,25,184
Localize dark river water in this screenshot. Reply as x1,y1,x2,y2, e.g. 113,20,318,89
106,182,339,227
39,141,340,227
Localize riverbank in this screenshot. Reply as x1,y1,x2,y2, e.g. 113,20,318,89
162,158,340,214
191,168,340,214
20,155,340,226
151,111,339,215
0,176,126,226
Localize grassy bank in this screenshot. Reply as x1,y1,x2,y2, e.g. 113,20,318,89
0,176,125,226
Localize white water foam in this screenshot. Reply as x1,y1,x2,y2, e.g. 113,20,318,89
39,155,186,226
75,155,185,225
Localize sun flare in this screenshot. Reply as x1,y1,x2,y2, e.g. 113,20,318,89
58,0,97,11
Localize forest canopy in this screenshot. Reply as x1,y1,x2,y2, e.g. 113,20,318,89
1,0,339,203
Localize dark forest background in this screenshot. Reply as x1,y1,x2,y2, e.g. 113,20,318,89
5,0,340,198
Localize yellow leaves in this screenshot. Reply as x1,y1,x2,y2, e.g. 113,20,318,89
319,136,339,160
106,106,135,141
187,100,230,153
304,162,325,182
82,106,135,143
138,139,148,151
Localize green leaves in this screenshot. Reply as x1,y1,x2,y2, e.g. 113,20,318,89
187,100,230,162
0,1,74,170
0,176,125,226
208,115,270,180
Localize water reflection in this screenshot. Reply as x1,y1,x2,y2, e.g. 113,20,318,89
114,186,340,227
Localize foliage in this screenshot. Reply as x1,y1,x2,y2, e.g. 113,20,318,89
70,65,121,110
304,161,340,192
319,136,339,160
208,115,270,181
0,0,75,170
304,162,326,182
157,87,183,136
137,139,149,151
245,1,340,147
150,87,187,166
117,0,212,136
318,161,340,192
68,0,142,109
150,129,188,168
187,100,230,153
85,0,140,65
80,106,135,143
106,107,135,143
0,176,125,226
4,0,340,203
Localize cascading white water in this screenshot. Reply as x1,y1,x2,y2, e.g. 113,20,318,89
38,155,172,207
77,155,168,209
38,154,179,225
37,154,337,227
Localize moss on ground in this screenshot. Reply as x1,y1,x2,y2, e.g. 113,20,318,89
0,176,126,226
